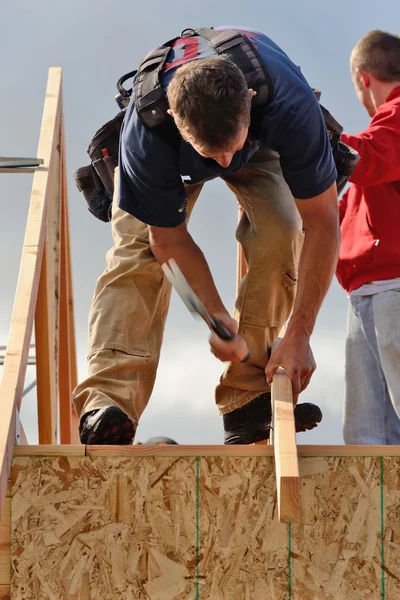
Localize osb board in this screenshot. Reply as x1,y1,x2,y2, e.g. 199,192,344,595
0,586,9,600
198,456,287,599
0,498,10,586
11,456,197,599
382,458,400,600
292,457,391,600
9,455,400,599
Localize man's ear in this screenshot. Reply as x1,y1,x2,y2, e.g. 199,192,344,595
359,71,370,88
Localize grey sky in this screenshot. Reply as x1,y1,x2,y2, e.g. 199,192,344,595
1,1,399,444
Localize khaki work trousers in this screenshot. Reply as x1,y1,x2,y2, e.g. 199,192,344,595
72,149,304,428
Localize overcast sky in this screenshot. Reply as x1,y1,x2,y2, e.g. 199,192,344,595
1,0,399,445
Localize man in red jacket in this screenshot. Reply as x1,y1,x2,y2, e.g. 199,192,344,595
337,30,400,444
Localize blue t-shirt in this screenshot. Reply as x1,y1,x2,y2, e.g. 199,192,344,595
119,26,337,227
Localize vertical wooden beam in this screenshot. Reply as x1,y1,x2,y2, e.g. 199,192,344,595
0,68,62,511
35,242,57,443
271,332,300,523
59,120,79,444
58,155,72,443
46,116,62,400
36,79,63,445
271,367,299,522
63,124,78,396
35,98,61,445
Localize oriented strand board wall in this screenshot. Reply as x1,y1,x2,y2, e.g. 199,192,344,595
10,455,400,599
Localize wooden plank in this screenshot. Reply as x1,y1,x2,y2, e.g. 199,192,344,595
297,444,400,457
86,445,276,457
35,110,61,445
65,143,78,396
35,241,57,443
272,367,300,523
0,498,10,587
270,330,299,523
13,445,85,457
44,113,62,440
11,444,400,458
58,118,80,444
0,67,62,512
59,126,73,444
86,444,400,457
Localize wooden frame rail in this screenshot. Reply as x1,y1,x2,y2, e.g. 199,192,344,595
0,67,78,514
11,444,400,457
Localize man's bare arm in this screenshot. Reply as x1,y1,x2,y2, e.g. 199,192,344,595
266,182,340,401
149,223,249,362
289,182,340,337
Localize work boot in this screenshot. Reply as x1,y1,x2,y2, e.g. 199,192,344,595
79,406,135,445
223,392,322,444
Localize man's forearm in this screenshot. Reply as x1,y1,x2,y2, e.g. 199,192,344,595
288,188,340,338
150,226,229,317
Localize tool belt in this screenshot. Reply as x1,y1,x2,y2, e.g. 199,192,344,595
317,99,360,194
73,27,359,222
73,111,124,222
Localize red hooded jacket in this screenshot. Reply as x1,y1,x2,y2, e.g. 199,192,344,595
336,86,400,293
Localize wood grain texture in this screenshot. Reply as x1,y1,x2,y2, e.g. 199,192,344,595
272,367,300,523
292,456,389,599
12,444,400,457
13,445,85,457
11,456,197,599
35,241,57,444
59,120,79,445
7,454,400,598
9,454,400,599
198,456,287,599
35,109,62,445
381,457,400,599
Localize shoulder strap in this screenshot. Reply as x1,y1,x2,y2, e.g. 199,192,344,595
135,39,178,128
131,27,270,130
196,28,269,106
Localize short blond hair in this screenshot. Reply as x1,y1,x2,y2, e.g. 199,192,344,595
351,30,400,83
